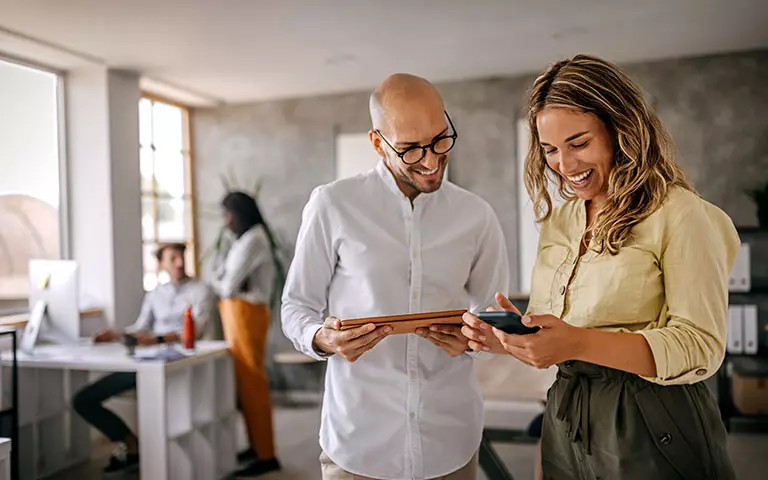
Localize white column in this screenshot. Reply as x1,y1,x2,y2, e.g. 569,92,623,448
65,67,143,329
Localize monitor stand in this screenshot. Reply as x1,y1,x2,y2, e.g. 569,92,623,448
20,300,46,354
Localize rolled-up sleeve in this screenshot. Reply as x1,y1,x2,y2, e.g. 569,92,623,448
639,201,740,385
281,187,337,361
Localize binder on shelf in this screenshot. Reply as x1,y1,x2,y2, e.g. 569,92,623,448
727,305,744,354
743,304,759,355
728,243,751,292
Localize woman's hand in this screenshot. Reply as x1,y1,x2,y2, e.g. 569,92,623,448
462,293,522,355
492,314,586,369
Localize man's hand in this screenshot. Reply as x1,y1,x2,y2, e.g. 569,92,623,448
134,332,158,346
93,329,120,343
313,316,392,362
415,325,469,357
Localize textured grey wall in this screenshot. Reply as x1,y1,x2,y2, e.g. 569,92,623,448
192,49,768,388
624,51,768,226
191,79,529,288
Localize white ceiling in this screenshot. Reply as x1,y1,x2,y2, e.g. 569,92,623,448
0,0,766,105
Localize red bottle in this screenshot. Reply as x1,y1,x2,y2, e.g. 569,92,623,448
183,306,196,350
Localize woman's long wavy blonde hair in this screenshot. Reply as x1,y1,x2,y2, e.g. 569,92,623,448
524,54,694,254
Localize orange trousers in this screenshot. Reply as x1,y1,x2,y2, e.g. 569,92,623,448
219,299,276,460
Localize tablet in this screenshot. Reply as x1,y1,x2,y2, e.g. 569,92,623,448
339,309,466,335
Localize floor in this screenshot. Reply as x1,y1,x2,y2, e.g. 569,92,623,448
52,404,768,480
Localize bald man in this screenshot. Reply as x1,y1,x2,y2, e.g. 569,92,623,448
282,74,510,480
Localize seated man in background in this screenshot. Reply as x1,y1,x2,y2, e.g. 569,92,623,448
72,243,214,476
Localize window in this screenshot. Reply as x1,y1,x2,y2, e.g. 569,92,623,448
0,58,62,310
517,117,563,293
139,96,196,291
335,133,380,180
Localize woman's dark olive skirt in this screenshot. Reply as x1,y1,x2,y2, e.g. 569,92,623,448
542,361,736,480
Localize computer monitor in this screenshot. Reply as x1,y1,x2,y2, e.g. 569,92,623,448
23,260,79,351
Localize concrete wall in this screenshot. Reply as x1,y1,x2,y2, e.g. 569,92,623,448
192,49,768,388
192,78,529,287
626,51,768,226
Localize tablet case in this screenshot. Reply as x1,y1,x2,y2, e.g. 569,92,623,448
339,309,466,334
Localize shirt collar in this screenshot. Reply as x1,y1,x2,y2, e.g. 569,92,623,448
374,159,438,206
375,159,404,198
161,276,192,293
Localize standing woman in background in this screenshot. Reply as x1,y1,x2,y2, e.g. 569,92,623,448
463,54,738,479
212,191,280,477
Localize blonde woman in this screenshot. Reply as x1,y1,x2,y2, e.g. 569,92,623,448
463,55,738,479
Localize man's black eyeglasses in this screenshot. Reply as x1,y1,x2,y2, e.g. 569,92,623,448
375,111,457,165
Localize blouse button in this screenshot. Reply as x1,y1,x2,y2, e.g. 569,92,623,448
559,286,566,295
695,368,707,376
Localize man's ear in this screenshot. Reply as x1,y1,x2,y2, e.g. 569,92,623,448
369,130,386,158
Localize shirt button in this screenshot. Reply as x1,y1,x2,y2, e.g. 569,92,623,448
410,371,417,379
695,368,707,376
559,286,566,295
409,412,416,419
659,433,672,445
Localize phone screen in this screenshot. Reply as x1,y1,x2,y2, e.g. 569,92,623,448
477,311,539,335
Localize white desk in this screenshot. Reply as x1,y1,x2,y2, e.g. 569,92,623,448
0,341,238,480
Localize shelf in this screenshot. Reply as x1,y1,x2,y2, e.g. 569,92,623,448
18,424,35,480
168,433,194,480
0,367,9,411
729,287,768,295
215,414,238,478
37,415,66,478
728,416,768,433
214,356,236,419
18,369,38,425
38,369,65,418
191,427,216,480
166,369,192,439
736,226,768,235
191,363,215,427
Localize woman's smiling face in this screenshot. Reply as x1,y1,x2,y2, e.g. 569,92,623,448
536,107,614,205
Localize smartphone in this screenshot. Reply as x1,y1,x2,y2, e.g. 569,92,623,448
477,311,539,335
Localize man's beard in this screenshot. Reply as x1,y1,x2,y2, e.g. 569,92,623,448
400,158,446,193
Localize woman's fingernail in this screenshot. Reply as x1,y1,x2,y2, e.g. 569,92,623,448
523,316,531,324
479,335,486,342
483,346,490,352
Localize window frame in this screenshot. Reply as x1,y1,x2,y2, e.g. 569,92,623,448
0,52,69,260
139,93,198,290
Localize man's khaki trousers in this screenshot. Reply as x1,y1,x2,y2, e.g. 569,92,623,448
319,451,478,480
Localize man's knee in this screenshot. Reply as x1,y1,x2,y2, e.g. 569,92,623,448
71,385,95,414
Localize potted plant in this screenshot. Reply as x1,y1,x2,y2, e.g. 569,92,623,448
747,183,768,229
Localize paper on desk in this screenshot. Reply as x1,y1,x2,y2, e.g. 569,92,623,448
132,345,188,361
